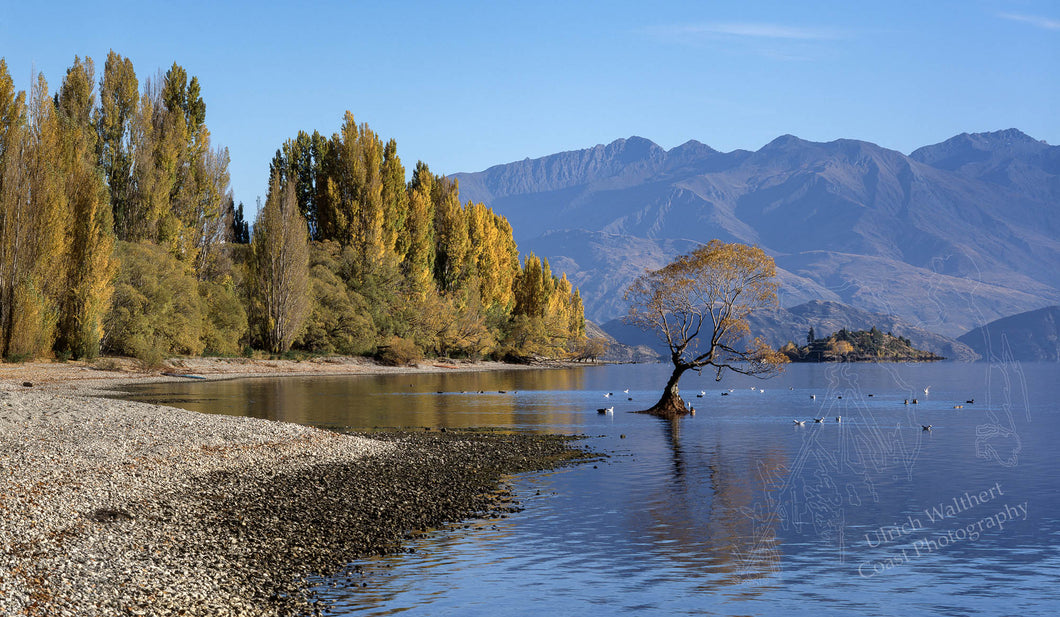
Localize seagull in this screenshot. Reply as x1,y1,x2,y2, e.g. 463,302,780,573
922,424,933,431
793,419,806,426
623,388,630,394
697,390,705,397
924,386,931,395
597,406,614,414
604,392,612,398
814,417,824,423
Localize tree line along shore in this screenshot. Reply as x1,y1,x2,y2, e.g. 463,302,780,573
0,52,588,370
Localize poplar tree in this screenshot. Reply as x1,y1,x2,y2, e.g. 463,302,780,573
401,161,436,295
0,74,69,358
250,174,311,353
381,138,408,259
432,177,468,292
96,50,138,239
55,56,116,358
0,60,28,358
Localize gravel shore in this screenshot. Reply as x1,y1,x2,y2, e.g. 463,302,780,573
0,361,591,616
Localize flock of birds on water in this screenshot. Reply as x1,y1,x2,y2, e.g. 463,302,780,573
595,384,979,431
426,382,974,432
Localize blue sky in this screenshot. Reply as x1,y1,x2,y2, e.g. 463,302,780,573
3,0,1057,209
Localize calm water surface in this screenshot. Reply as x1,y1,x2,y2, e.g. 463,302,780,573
123,362,1060,616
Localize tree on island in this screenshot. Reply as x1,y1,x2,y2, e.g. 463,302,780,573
624,240,788,418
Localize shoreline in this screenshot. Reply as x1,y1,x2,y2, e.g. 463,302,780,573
0,355,593,396
0,358,594,616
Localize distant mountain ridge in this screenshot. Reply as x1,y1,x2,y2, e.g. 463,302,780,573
453,129,1060,339
599,300,978,362
957,305,1060,362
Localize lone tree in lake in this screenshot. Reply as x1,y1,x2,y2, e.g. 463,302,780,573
624,240,788,418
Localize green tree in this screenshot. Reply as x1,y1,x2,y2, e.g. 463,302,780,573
381,138,408,259
432,177,468,292
229,199,250,244
249,174,311,353
104,241,205,363
296,240,376,354
96,50,139,240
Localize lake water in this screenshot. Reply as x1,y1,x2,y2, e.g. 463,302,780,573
122,361,1060,616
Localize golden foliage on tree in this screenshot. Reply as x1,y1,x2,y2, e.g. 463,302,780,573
0,55,583,363
55,56,117,359
625,240,788,417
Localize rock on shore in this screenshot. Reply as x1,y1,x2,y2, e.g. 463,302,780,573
0,385,589,616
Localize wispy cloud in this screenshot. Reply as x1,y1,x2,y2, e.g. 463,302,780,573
998,13,1060,31
650,22,844,42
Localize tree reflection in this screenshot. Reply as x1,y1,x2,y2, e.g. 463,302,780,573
641,416,785,589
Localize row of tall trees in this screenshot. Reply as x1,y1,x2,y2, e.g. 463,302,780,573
258,113,585,359
0,54,584,363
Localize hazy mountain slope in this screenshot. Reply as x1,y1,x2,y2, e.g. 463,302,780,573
600,299,976,361
910,128,1060,204
453,130,1059,339
957,305,1060,362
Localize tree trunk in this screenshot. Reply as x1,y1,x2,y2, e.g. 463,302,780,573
645,363,692,418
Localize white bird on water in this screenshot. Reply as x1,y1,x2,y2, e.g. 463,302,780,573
597,406,614,414
924,386,931,395
793,419,806,426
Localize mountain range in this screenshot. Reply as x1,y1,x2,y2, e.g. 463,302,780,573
454,129,1059,344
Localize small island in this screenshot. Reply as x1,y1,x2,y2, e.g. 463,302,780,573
780,326,945,362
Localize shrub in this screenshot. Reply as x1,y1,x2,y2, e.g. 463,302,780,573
376,336,423,367
104,241,205,362
200,278,248,356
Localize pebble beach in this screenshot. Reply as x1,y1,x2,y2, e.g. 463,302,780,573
0,359,589,616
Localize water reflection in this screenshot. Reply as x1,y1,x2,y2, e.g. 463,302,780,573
647,415,786,587
122,368,595,431
120,363,1060,616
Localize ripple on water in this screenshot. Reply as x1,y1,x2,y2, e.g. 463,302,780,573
126,363,1060,615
